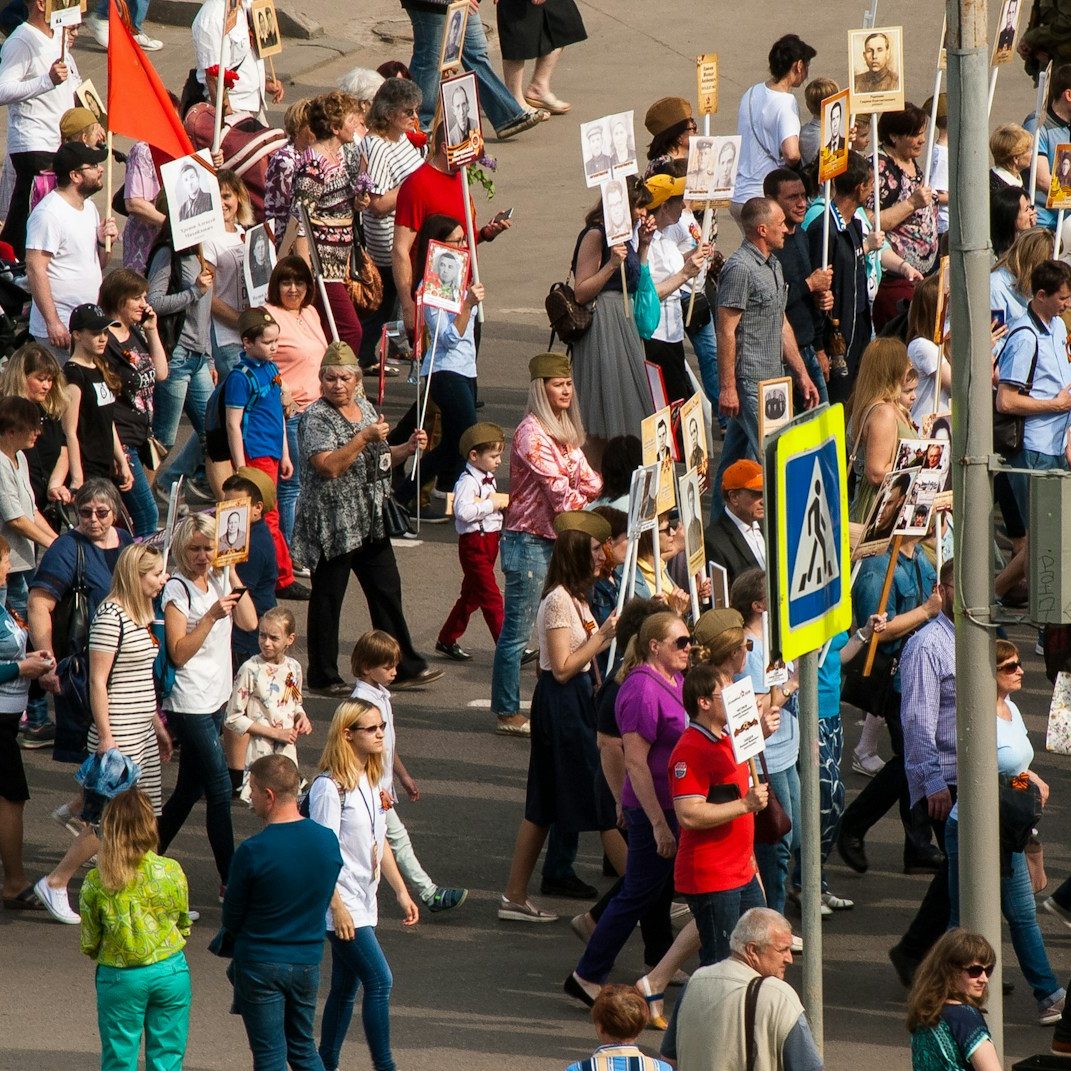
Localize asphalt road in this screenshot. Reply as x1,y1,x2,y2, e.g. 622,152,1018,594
1,2,1067,1069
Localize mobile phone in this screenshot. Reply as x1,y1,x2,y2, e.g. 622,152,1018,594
492,208,514,224
231,586,248,598
991,309,1005,328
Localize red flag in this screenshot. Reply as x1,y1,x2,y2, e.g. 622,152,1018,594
107,0,194,161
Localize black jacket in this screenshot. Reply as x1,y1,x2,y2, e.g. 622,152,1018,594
705,513,763,590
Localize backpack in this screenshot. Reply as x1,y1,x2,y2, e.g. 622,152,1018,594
204,362,273,463
298,773,345,817
153,577,192,701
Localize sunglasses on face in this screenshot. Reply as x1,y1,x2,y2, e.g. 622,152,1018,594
670,635,694,650
350,723,387,734
78,506,112,519
998,660,1023,673
962,963,994,979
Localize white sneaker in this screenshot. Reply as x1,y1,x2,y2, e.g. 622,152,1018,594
85,14,109,47
1042,897,1071,930
852,752,885,777
791,934,804,953
134,31,163,51
34,877,80,924
821,890,855,911
188,909,200,922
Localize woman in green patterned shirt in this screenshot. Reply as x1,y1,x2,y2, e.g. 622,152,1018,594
79,788,192,1071
907,929,1001,1071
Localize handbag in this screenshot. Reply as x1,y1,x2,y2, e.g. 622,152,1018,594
346,221,383,315
1045,671,1071,754
545,280,593,344
52,539,90,661
1026,835,1048,893
841,644,899,718
139,435,170,471
753,753,791,845
382,494,415,538
993,326,1039,458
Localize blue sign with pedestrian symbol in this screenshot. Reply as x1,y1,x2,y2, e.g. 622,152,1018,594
767,405,852,661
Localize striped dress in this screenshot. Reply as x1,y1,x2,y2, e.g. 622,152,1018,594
87,602,162,812
356,132,424,268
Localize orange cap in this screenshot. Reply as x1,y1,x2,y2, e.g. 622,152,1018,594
722,459,763,492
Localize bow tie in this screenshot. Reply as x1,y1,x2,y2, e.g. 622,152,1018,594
482,475,495,486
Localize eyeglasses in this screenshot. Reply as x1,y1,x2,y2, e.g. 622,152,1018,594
742,638,754,651
671,635,694,650
77,506,112,519
962,963,995,979
397,107,420,117
79,163,104,173
997,660,1023,673
351,723,387,734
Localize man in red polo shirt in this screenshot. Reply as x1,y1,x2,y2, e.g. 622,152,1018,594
392,122,512,333
671,662,769,966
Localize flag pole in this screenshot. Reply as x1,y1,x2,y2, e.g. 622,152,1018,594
686,203,712,327
821,181,832,269
459,167,483,324
923,69,943,186
1028,63,1051,207
212,27,228,154
414,315,443,534
104,131,114,254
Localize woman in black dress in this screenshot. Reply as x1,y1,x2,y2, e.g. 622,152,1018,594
496,0,587,115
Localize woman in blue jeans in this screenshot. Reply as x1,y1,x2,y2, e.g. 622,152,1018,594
310,700,418,1071
157,514,257,897
946,639,1065,1026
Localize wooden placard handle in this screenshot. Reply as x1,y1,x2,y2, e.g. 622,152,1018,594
862,535,902,676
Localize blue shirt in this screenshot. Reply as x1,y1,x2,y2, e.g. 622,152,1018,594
950,697,1033,821
224,355,285,461
421,304,476,378
232,518,278,662
817,630,849,720
31,528,135,627
990,266,1028,327
743,644,799,774
222,818,342,966
1031,108,1071,228
998,306,1071,456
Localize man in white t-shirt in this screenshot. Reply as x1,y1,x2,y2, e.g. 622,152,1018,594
732,34,816,220
25,142,117,354
0,0,81,258
192,0,284,121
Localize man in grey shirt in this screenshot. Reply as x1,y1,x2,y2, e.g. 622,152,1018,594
711,196,819,516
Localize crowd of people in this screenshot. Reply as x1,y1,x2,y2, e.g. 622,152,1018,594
2,1,1071,1069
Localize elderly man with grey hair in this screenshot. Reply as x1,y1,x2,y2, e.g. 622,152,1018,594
660,908,823,1071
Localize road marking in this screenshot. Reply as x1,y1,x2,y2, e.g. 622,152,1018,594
466,699,531,711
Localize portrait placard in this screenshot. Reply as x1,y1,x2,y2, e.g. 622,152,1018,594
439,0,469,72
758,376,793,443
580,111,636,187
1048,143,1071,210
600,175,633,246
160,151,225,252
628,464,660,536
223,0,241,35
818,89,850,184
992,0,1022,66
848,26,905,114
679,392,708,486
708,561,729,609
243,224,276,307
895,470,941,537
855,469,917,558
696,52,719,116
75,79,107,130
895,436,952,510
250,0,282,59
421,239,470,314
45,0,80,28
642,406,676,514
440,72,483,169
685,135,740,204
722,677,765,765
214,498,251,566
678,468,706,579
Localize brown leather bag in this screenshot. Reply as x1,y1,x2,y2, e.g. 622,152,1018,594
346,241,384,315
753,753,792,845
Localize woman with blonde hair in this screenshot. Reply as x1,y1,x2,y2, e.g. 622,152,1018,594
990,123,1032,190
156,513,257,898
907,929,1000,1070
490,354,601,734
34,543,172,924
992,227,1055,325
846,337,917,523
80,788,192,1071
309,700,418,1071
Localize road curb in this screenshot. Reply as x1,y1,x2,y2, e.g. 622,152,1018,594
147,0,323,40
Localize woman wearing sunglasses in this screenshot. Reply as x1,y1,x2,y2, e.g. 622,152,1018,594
907,929,1000,1070
567,610,690,1009
499,511,619,924
633,511,691,615
942,639,1064,1027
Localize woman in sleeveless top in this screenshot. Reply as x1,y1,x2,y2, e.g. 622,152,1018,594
570,176,655,467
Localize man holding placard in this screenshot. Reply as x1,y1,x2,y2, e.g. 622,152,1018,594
1031,65,1071,229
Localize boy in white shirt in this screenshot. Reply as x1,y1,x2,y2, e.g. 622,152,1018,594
436,422,509,662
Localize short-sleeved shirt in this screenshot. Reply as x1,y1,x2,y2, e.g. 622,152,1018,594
990,267,1028,327
998,306,1071,456
232,519,278,663
264,143,314,247
817,630,849,719
26,190,101,339
734,82,800,204
744,644,799,773
104,327,156,449
201,227,247,346
87,601,159,741
908,337,950,425
536,586,594,672
162,571,234,713
394,162,477,283
121,141,162,274
910,1003,991,1071
0,449,37,573
870,153,939,275
224,356,284,461
1034,108,1071,228
615,664,687,811
717,240,787,383
358,132,425,267
63,361,117,480
670,723,756,894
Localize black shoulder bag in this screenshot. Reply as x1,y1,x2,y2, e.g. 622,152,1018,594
993,325,1040,458
744,975,766,1071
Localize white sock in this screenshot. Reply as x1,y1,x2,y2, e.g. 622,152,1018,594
854,713,884,761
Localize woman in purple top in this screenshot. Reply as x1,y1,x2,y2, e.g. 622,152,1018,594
567,610,691,1006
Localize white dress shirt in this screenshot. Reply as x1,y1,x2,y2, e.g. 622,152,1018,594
646,227,686,343
192,0,266,118
728,508,765,568
452,463,503,535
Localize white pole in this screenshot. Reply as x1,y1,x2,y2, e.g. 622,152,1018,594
652,523,663,596
863,0,878,29
212,24,228,154
686,203,713,327
605,536,638,669
413,315,443,533
821,180,832,269
459,167,484,324
1057,209,1066,260
703,114,710,138
1028,65,1050,207
688,571,701,622
871,115,881,232
987,67,999,118
315,277,339,342
924,69,943,186
936,512,944,574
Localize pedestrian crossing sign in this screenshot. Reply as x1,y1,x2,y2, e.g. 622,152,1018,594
765,404,852,661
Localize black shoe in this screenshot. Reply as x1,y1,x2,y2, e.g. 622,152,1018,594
436,641,471,661
18,722,55,749
521,647,539,665
307,681,351,699
392,667,444,690
903,848,945,875
888,944,919,988
541,874,599,900
277,581,312,601
563,973,596,1008
837,831,868,874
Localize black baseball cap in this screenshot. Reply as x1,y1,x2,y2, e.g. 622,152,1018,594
52,141,108,180
68,304,119,332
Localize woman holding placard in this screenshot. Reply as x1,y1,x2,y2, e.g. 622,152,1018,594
869,104,935,330
569,177,655,466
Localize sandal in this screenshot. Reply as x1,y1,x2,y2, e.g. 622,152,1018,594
524,89,571,115
495,717,531,737
3,885,44,911
497,895,557,922
637,974,668,1030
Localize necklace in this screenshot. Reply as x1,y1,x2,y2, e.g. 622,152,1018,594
354,774,381,882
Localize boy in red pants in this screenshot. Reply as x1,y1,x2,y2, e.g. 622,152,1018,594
436,422,508,661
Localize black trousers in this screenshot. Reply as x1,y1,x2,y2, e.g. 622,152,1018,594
642,337,691,407
1,150,54,259
306,536,427,686
897,787,957,963
840,690,935,861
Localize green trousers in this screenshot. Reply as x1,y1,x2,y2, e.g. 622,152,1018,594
94,951,191,1071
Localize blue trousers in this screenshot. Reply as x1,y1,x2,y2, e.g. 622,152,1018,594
278,413,301,545
319,928,395,1071
121,446,159,537
232,959,325,1071
755,764,801,915
710,378,760,522
686,875,766,966
5,570,48,729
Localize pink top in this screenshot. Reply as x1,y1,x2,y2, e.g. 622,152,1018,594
506,413,601,540
265,303,328,412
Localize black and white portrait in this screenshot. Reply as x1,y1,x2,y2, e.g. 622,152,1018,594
600,176,632,245
580,118,613,187
440,72,482,167
244,224,276,306
161,151,225,252
439,0,468,71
